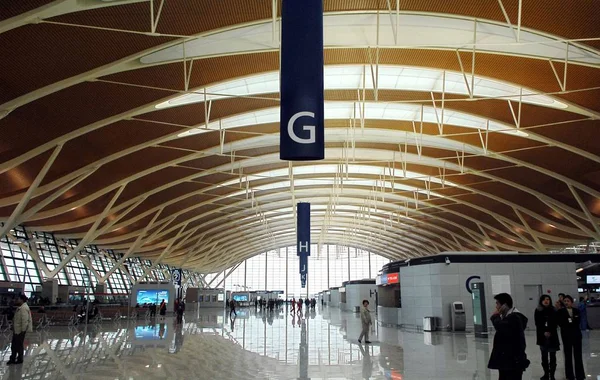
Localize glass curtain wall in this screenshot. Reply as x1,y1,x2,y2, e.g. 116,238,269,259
0,225,390,299
0,226,205,297
224,244,391,298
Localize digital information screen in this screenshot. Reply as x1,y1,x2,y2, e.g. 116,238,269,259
136,289,169,305
233,294,248,302
587,275,600,284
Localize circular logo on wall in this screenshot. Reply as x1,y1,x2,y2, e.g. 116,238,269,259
466,275,481,294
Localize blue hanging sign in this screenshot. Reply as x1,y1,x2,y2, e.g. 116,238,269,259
171,269,182,287
279,0,325,161
297,202,311,288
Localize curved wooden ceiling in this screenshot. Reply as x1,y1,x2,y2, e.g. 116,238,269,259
1,0,599,272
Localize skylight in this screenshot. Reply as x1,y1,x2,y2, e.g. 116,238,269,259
143,13,598,66
176,101,528,138
156,65,567,111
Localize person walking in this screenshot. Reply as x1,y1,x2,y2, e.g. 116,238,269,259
358,300,373,344
176,299,185,324
229,299,237,317
488,293,530,380
535,295,560,380
557,295,585,380
290,298,296,314
297,298,303,314
7,294,32,365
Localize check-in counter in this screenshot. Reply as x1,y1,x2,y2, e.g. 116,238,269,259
342,279,377,312
586,304,600,329
375,271,401,326
329,287,341,308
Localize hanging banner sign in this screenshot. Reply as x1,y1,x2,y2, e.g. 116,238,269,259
297,202,311,288
172,269,182,287
279,0,324,161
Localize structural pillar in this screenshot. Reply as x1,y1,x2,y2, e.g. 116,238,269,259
326,244,330,290
347,246,351,282
41,279,58,304
285,247,289,298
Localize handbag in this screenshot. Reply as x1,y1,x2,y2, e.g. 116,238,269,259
515,355,530,370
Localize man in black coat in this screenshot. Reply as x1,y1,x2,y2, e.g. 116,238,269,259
488,293,530,380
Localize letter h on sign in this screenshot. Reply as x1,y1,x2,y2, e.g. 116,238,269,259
297,202,310,288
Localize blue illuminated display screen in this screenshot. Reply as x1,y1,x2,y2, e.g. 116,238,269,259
136,289,169,305
232,294,248,302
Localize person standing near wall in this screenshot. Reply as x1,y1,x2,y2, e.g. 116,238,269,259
557,295,585,380
556,293,566,310
358,300,372,344
488,293,530,380
159,299,167,319
578,297,590,331
535,295,560,380
7,294,32,365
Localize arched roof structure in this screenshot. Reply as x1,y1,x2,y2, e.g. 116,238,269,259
1,0,599,273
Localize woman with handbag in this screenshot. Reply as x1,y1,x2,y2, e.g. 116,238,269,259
488,293,530,380
535,295,560,380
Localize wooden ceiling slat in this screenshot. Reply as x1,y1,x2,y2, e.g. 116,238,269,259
0,24,173,104
0,1,54,21
0,81,174,164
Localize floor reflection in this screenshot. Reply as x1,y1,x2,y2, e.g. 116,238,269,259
0,306,597,379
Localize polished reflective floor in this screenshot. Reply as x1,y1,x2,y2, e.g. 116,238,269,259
0,306,599,379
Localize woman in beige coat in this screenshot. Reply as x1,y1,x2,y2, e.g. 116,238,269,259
358,299,373,344
8,294,32,365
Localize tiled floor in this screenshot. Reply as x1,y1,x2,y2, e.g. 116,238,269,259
0,306,598,379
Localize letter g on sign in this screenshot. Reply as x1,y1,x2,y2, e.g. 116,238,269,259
288,111,316,144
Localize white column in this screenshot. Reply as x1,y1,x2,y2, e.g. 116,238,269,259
368,249,372,278
326,245,330,290
347,246,351,281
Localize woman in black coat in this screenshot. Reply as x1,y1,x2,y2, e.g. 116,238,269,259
488,293,530,380
556,295,585,380
535,295,560,380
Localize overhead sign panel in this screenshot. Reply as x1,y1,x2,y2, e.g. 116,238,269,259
171,269,182,286
279,0,324,161
297,202,311,288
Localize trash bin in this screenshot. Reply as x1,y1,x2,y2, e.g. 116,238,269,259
423,316,436,332
355,306,360,313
